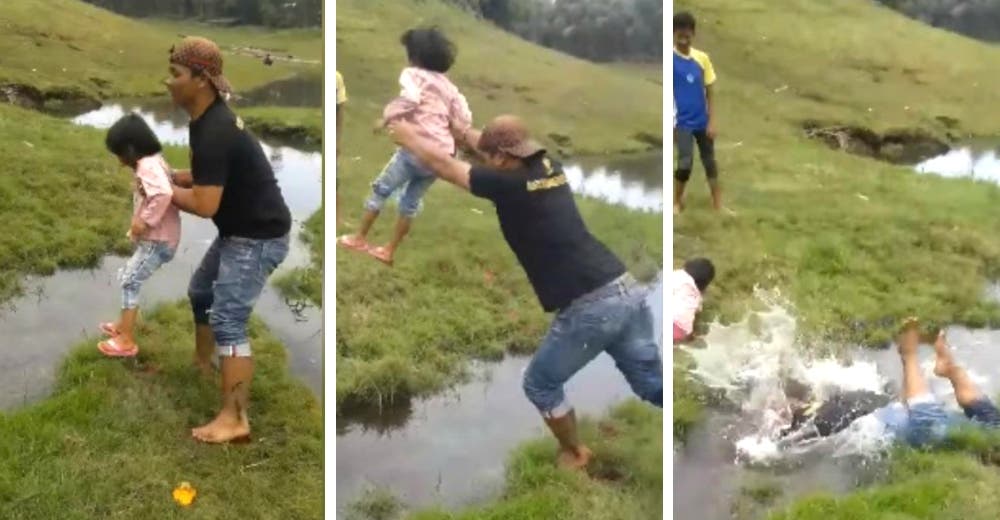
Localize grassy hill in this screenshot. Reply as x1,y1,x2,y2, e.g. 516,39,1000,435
674,0,1000,516
0,0,319,100
335,0,662,408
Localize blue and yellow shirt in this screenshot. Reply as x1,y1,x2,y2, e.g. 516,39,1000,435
673,47,716,131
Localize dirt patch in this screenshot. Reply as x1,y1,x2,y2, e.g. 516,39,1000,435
633,131,663,149
0,83,100,115
803,121,949,164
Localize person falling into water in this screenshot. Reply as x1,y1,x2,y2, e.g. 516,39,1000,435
165,37,292,444
386,115,663,470
673,11,725,215
778,319,1000,447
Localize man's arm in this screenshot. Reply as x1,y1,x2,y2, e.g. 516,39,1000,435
389,121,472,191
172,185,223,218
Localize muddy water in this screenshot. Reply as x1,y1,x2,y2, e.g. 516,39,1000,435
0,102,323,409
564,152,663,212
674,300,1000,520
336,278,663,515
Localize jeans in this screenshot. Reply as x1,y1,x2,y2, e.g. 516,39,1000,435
364,148,436,218
522,274,663,417
187,234,289,357
120,240,175,309
897,394,1000,447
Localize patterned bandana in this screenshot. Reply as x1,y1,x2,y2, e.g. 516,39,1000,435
169,37,233,95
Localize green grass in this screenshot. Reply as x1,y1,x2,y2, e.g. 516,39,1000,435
672,0,1000,513
240,105,323,147
274,207,324,307
335,0,661,408
0,0,319,100
404,401,662,520
0,302,322,519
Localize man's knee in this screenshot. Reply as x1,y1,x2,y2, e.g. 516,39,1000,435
522,367,567,416
674,168,693,182
188,288,213,324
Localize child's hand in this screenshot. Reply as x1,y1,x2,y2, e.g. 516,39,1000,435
129,218,148,240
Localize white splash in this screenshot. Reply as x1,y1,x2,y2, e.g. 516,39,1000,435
682,294,894,466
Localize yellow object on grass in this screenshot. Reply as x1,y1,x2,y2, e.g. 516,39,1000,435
172,481,197,507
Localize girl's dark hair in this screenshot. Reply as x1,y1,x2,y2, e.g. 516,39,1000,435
684,257,715,292
674,11,696,32
400,27,456,73
105,113,162,165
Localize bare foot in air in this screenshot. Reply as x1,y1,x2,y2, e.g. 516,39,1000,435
933,331,956,378
897,319,921,357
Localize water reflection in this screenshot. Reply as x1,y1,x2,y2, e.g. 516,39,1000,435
916,144,1000,183
564,152,663,212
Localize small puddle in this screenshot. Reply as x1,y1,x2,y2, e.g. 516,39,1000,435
0,101,323,410
916,140,1000,183
336,278,663,513
564,152,663,212
675,295,1000,519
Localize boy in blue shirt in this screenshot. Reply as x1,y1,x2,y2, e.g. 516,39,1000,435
674,11,722,214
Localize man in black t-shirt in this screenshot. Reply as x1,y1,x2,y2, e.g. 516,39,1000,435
387,115,662,470
165,37,292,444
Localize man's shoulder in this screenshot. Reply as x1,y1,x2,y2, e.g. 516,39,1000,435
690,47,713,65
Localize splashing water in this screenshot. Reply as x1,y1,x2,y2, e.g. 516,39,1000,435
682,300,896,466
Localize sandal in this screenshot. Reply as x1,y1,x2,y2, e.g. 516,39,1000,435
98,337,138,358
337,234,370,252
99,322,121,337
367,246,394,266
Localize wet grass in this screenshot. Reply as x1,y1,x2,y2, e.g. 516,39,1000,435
336,0,661,409
0,0,319,100
402,401,662,520
0,302,323,519
673,0,1000,436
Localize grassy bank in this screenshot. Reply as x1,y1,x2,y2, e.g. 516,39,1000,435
345,401,661,520
336,0,661,408
241,106,322,148
0,302,323,519
274,208,324,307
0,0,319,100
672,0,1000,514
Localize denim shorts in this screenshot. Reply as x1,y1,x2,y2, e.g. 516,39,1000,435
901,394,1000,447
187,234,289,357
522,274,663,418
364,148,436,218
120,240,175,309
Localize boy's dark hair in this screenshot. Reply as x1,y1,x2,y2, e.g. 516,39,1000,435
674,11,696,32
105,113,162,165
684,257,715,292
400,27,456,73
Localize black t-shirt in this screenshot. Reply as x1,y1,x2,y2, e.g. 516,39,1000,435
469,154,626,312
189,98,291,238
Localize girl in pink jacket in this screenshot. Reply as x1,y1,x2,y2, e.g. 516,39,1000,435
98,114,181,357
338,27,473,266
673,257,715,344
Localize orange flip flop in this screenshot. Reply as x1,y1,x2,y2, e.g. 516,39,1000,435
366,246,394,267
337,234,370,252
98,337,138,357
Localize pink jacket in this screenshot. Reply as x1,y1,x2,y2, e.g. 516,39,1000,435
672,269,703,342
133,154,181,250
383,67,473,156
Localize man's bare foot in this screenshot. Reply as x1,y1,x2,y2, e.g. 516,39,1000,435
191,412,250,444
556,445,593,470
673,202,684,215
933,331,956,377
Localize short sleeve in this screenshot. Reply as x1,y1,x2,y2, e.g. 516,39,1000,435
192,130,234,187
698,52,717,86
469,166,520,201
336,71,347,104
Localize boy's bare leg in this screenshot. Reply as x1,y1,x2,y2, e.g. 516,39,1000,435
898,325,930,403
673,179,687,214
933,331,984,407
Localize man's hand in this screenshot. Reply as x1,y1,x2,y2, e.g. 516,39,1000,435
387,120,419,148
387,120,472,191
707,122,718,141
